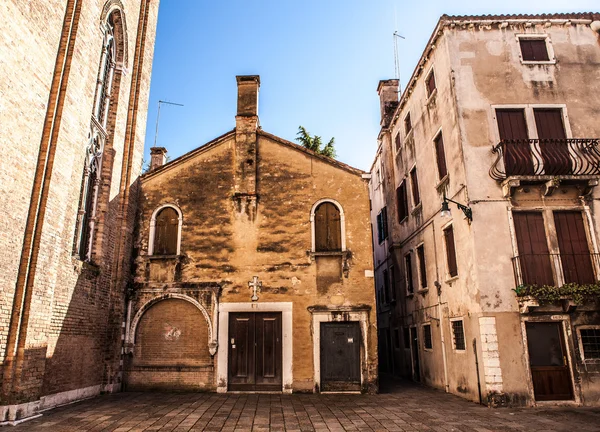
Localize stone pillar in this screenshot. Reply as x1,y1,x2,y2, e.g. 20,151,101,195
149,147,167,171
377,79,399,128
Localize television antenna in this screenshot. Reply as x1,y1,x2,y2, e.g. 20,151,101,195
154,100,184,148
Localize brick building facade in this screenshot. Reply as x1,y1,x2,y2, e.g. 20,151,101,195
371,13,600,406
125,76,378,394
0,0,159,423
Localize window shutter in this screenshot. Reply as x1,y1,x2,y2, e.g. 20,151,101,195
154,207,179,255
426,72,436,96
444,226,458,277
434,133,448,180
410,168,420,205
520,39,549,61
405,254,414,294
315,202,341,251
512,212,554,286
417,245,427,289
395,133,402,152
404,113,412,135
554,211,594,284
397,182,408,222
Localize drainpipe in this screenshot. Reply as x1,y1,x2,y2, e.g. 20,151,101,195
432,222,450,393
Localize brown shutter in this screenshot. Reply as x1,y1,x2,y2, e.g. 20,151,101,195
444,226,458,277
434,133,448,179
554,212,595,284
496,109,533,175
154,207,179,255
534,108,571,175
405,254,414,293
520,39,549,61
397,182,408,222
315,203,341,252
427,72,436,96
404,113,412,134
417,245,427,289
410,168,420,205
512,212,554,286
395,133,401,152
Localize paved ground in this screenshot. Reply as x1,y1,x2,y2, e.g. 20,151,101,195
9,380,600,431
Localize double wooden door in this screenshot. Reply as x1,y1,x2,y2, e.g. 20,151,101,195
320,322,361,391
526,322,573,401
228,312,282,391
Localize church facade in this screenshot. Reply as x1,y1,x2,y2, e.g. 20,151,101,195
124,76,378,393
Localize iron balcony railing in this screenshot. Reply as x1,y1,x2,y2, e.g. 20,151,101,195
512,253,600,288
490,138,600,180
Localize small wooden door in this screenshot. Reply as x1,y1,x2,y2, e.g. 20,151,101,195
228,312,282,391
496,109,534,175
554,211,595,284
513,212,554,286
410,327,420,382
534,108,571,175
320,322,361,391
526,322,573,401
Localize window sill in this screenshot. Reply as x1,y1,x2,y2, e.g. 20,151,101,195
398,216,409,225
417,288,429,295
411,203,422,215
310,250,345,257
445,275,459,283
521,59,556,65
435,175,449,193
148,254,183,260
453,349,467,354
406,292,415,298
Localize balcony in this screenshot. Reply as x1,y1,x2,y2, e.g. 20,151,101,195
490,138,600,181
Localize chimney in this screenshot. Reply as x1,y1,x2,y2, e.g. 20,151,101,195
149,147,167,171
377,79,399,128
233,76,260,220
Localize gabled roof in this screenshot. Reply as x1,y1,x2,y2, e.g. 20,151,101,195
141,128,366,181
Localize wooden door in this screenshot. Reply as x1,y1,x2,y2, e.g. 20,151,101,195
513,212,554,286
496,109,533,175
554,212,595,284
534,108,571,175
526,322,573,401
228,312,282,391
410,327,420,382
320,322,361,391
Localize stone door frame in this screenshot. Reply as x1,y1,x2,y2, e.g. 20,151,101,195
216,302,293,393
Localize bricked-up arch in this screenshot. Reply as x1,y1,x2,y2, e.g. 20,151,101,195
310,199,346,252
148,204,183,255
73,7,127,261
128,294,214,351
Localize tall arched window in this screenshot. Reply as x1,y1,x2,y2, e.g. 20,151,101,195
312,201,344,252
149,205,183,256
74,11,120,261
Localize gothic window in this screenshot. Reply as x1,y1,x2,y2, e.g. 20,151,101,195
149,205,182,256
73,12,119,261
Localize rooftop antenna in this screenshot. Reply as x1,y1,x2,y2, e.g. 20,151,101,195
154,100,184,148
393,3,405,91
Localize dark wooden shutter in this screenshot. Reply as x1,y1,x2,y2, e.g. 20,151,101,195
395,133,401,152
534,108,571,175
554,212,595,284
417,245,427,289
496,109,533,175
434,133,448,179
315,202,341,252
427,72,436,96
520,39,549,61
512,212,554,286
405,254,414,293
410,168,420,205
396,183,408,222
154,207,179,255
383,269,390,303
404,113,412,134
444,226,458,277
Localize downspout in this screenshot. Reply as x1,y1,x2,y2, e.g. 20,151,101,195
432,222,449,393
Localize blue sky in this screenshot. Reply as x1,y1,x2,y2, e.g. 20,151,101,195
144,0,598,171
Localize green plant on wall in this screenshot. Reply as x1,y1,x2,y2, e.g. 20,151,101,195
513,282,600,305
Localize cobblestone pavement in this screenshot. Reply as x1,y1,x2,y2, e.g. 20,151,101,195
10,381,600,431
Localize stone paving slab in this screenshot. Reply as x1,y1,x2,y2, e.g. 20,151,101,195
8,381,600,431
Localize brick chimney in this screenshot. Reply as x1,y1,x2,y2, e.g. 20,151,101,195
377,79,399,128
149,147,167,171
233,75,260,220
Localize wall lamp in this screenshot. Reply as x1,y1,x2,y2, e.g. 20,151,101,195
441,193,472,221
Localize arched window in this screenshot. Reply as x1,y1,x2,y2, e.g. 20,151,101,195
311,200,345,252
149,205,183,256
74,11,121,261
